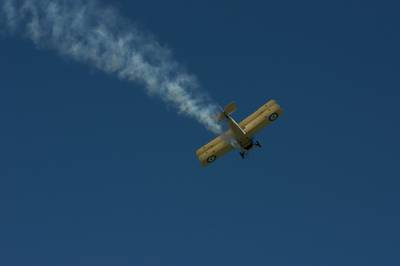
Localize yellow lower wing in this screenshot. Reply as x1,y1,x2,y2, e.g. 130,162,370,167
195,133,234,166
239,100,283,137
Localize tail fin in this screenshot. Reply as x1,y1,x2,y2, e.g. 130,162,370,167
215,102,237,121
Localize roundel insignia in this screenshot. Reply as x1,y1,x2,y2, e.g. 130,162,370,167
268,112,279,121
206,155,217,163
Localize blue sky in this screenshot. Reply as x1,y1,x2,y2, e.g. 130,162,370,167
1,0,400,265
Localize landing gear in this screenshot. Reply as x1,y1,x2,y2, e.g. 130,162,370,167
240,152,246,159
255,141,262,148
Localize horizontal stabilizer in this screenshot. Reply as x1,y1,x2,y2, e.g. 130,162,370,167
224,102,237,115
215,102,237,121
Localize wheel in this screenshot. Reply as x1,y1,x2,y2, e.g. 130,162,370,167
206,155,217,163
268,112,279,121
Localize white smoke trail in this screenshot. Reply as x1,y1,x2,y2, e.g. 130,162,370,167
0,0,222,133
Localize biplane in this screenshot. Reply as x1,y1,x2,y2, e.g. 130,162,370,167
196,99,283,166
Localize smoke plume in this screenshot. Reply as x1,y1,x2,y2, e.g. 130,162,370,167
0,0,222,133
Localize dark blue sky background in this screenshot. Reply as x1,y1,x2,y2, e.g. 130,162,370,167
1,0,400,265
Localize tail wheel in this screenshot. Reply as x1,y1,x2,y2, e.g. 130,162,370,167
268,112,279,121
206,155,217,163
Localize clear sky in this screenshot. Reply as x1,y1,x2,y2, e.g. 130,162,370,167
1,0,399,265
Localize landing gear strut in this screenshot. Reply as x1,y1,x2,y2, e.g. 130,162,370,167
240,152,245,159
255,141,262,148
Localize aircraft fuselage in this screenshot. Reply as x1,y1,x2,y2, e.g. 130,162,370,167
225,114,254,151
